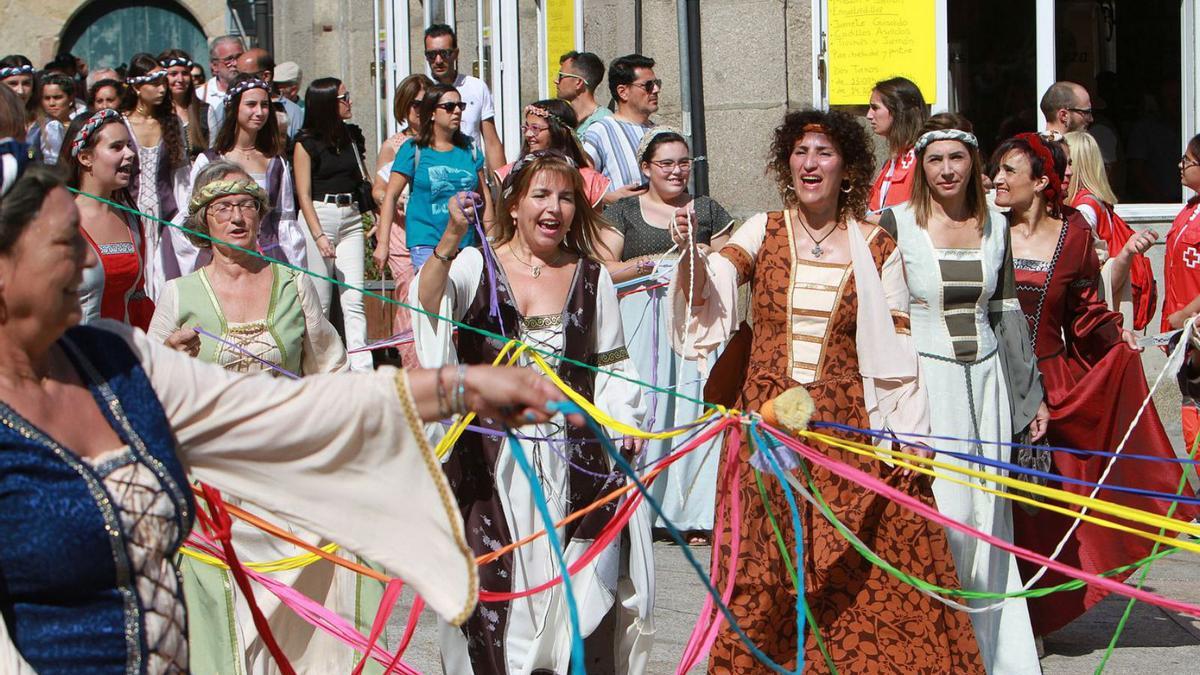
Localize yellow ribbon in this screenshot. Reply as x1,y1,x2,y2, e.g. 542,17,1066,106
179,542,341,573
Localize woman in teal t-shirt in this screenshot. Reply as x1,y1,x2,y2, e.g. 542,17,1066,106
376,83,489,271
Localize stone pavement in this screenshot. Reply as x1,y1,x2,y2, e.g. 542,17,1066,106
389,348,1200,672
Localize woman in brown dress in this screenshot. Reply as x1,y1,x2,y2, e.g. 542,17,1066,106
670,109,982,673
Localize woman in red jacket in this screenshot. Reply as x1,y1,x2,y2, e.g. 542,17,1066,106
866,76,928,213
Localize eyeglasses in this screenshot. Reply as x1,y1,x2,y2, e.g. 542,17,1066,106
434,101,467,113
424,49,455,63
556,72,586,85
521,123,549,135
1183,156,1200,169
337,92,351,103
410,98,424,108
629,79,663,93
1067,107,1093,117
651,158,693,172
209,199,260,221
217,53,243,67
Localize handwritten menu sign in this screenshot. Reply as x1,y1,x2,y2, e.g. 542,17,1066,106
545,0,576,94
827,0,937,105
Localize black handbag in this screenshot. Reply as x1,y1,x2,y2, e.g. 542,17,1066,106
348,126,378,214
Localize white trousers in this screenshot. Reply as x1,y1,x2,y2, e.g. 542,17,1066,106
302,202,373,371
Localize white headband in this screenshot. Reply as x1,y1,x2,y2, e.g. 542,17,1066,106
914,129,979,155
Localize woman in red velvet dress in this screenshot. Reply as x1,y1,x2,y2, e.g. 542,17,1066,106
995,132,1199,636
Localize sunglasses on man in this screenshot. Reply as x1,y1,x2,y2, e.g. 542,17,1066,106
434,101,467,113
555,72,587,85
627,79,663,93
425,49,456,63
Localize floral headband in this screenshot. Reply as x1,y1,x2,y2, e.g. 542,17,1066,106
524,104,568,129
159,57,194,69
914,128,979,155
0,65,34,79
224,79,270,108
635,125,685,163
69,109,122,158
502,149,577,200
188,178,267,217
1015,132,1063,208
126,70,167,86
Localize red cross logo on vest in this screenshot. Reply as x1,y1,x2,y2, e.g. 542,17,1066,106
1185,247,1200,268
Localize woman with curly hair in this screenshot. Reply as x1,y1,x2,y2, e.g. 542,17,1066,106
120,52,191,300
35,71,75,164
87,78,123,112
671,109,982,673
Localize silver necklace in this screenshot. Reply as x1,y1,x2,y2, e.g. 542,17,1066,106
794,211,838,258
511,245,565,278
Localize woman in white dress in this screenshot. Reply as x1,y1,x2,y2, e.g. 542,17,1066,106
411,150,653,674
885,114,1048,674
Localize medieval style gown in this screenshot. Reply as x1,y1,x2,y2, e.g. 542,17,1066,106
671,211,983,673
0,321,475,673
410,247,653,675
1010,216,1200,635
891,204,1040,673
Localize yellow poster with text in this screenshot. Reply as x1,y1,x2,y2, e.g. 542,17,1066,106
827,0,936,105
545,0,576,95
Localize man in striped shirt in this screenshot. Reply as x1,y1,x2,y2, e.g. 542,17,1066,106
582,54,659,206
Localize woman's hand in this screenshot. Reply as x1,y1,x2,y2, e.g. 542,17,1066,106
370,231,389,270
165,327,200,357
622,436,646,456
670,206,699,249
463,366,584,427
446,191,484,244
1121,328,1143,352
1118,229,1158,261
315,233,336,259
1029,401,1050,442
1169,310,1195,330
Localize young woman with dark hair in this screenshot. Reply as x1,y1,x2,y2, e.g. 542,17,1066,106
0,55,40,152
36,72,75,164
174,74,304,275
293,77,373,370
87,78,123,112
493,98,609,208
119,52,191,299
376,82,488,274
994,132,1198,637
867,76,929,212
672,108,983,672
63,109,155,330
158,48,209,157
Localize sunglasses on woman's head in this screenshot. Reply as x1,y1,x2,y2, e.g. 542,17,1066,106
435,101,467,113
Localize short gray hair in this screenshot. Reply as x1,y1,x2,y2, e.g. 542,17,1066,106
209,35,246,60
186,159,266,248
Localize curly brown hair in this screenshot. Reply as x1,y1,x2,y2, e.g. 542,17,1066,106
768,108,875,222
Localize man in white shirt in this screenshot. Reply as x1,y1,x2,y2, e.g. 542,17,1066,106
424,24,506,172
199,35,246,142
582,54,660,205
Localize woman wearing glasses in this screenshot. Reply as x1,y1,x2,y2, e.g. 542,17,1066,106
293,77,374,370
371,73,433,364
493,99,609,207
376,82,488,273
605,127,733,545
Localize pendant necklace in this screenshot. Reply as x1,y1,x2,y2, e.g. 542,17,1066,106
794,211,838,258
512,245,565,278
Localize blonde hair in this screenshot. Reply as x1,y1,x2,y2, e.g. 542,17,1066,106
1065,130,1117,205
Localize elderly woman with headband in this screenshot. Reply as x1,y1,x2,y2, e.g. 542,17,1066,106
671,109,982,672
0,157,578,673
882,113,1046,672
412,150,652,673
173,75,305,276
120,53,191,300
494,99,609,207
148,161,383,672
993,132,1199,637
63,109,155,330
603,126,734,544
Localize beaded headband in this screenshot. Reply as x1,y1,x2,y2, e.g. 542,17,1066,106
635,125,685,163
802,123,828,134
1015,132,1063,208
126,70,167,86
224,79,270,108
69,109,122,158
0,65,34,79
502,149,577,200
159,57,195,69
913,128,979,155
188,178,267,217
524,104,568,129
